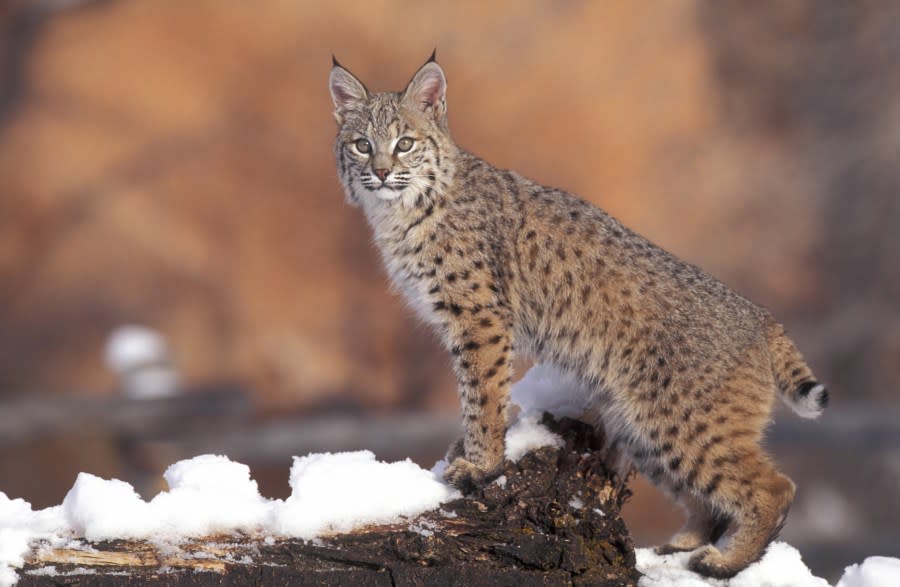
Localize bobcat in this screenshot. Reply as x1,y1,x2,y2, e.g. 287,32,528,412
328,53,828,579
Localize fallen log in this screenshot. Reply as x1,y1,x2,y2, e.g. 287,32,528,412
17,416,639,586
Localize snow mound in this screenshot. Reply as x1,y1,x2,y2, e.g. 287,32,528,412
504,413,564,461
61,455,273,542
837,556,900,587
503,363,587,460
155,455,272,538
511,363,591,418
0,452,459,586
104,325,169,373
104,325,180,399
637,542,900,586
637,542,829,587
273,450,458,538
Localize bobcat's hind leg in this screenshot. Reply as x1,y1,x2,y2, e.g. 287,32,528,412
656,493,730,555
687,455,795,579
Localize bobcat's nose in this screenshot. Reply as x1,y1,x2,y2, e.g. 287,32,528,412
373,168,390,182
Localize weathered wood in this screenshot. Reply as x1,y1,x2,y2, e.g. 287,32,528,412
18,416,639,586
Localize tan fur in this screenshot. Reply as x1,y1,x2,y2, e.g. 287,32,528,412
328,56,828,579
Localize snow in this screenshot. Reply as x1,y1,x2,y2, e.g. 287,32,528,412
104,325,169,373
104,325,180,399
837,557,900,587
510,363,591,419
0,529,30,580
62,474,155,541
637,543,900,587
62,456,273,542
0,453,458,586
0,493,67,587
637,542,830,587
504,412,564,461
272,450,458,538
504,363,580,460
1,362,897,587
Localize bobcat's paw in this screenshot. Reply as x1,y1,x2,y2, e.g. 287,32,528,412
688,545,741,579
442,456,500,493
655,526,719,555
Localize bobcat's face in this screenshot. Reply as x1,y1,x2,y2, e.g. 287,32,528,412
330,56,449,207
336,97,439,203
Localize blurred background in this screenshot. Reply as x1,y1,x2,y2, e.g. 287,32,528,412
0,0,898,580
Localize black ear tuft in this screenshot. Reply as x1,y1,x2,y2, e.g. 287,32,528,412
332,54,341,68
427,48,437,64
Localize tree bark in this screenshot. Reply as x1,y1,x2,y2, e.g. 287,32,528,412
18,416,639,586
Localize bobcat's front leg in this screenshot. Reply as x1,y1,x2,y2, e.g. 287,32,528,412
442,313,513,491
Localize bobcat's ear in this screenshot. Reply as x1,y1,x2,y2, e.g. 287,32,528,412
401,55,447,124
329,57,368,124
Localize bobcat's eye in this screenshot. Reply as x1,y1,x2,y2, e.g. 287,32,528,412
395,137,414,153
354,138,372,154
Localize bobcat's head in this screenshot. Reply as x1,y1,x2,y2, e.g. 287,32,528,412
329,53,454,208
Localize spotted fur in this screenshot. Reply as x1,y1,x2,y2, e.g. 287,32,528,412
329,55,828,579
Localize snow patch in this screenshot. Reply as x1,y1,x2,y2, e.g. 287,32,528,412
0,452,458,586
837,556,900,587
0,529,30,576
510,363,591,418
637,547,712,587
637,542,830,587
62,473,155,541
504,412,564,461
104,325,169,373
272,450,458,538
154,455,272,539
728,542,831,587
104,325,180,399
502,364,584,461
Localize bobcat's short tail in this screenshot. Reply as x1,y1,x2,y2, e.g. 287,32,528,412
767,322,828,418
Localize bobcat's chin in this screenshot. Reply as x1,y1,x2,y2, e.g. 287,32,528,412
373,187,403,201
